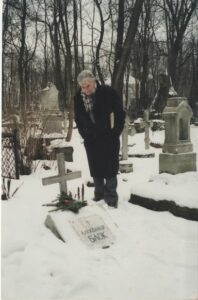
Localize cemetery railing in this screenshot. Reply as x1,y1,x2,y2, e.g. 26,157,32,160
1,130,20,180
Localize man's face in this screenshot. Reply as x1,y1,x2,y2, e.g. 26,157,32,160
80,79,96,96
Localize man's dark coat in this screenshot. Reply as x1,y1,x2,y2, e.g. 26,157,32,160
74,83,125,178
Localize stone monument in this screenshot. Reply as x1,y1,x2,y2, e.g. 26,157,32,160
159,97,197,174
40,82,64,134
194,102,198,126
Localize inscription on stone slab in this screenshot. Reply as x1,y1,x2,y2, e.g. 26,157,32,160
70,215,116,248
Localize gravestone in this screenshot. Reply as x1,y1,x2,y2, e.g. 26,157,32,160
42,146,81,194
49,144,73,161
43,205,117,249
159,97,197,174
43,115,63,134
119,161,133,173
40,82,64,134
134,118,145,133
128,123,136,136
70,214,116,249
41,82,59,111
151,119,165,131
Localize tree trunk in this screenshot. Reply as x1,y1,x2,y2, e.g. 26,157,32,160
164,0,197,89
79,0,85,69
94,0,105,84
42,0,48,88
112,0,144,100
18,0,27,113
112,0,124,87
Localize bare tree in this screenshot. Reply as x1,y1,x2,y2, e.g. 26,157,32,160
2,0,41,113
163,0,197,88
18,0,27,112
112,0,124,87
93,0,110,84
42,0,49,88
138,0,156,109
112,0,145,99
3,0,197,131
78,0,85,69
189,36,198,110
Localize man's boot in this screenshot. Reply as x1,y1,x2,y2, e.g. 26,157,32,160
93,177,104,201
104,176,118,208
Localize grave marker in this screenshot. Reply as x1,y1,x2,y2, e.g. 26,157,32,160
70,214,116,249
41,82,59,111
42,146,81,194
121,116,129,160
40,82,64,134
120,115,133,173
159,97,197,174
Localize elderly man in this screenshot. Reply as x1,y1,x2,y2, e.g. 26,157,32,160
74,70,125,208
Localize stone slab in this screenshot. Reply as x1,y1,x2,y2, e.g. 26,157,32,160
43,204,118,249
119,162,133,173
70,214,116,249
41,83,59,110
128,153,155,158
42,115,63,134
159,152,197,174
162,142,193,154
45,215,65,242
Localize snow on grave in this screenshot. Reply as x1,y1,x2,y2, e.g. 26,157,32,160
127,139,155,158
44,204,117,249
129,172,198,221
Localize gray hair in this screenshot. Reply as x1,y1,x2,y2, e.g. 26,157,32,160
77,70,95,84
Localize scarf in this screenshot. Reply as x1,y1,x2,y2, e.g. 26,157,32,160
81,93,94,112
81,93,95,123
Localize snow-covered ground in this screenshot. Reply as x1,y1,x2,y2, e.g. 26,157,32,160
2,126,198,300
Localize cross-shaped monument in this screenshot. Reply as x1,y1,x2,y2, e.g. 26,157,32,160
121,115,129,160
119,115,133,173
42,146,81,194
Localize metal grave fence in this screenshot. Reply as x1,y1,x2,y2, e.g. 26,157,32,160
2,130,20,179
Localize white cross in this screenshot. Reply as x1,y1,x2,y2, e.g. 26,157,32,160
42,147,81,194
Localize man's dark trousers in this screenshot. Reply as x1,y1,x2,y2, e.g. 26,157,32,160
93,176,118,207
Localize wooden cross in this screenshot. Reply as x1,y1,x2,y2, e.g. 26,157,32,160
121,115,129,160
42,147,81,194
